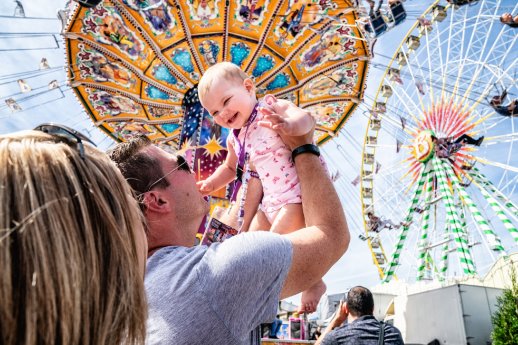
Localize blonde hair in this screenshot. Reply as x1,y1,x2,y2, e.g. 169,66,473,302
0,131,147,345
198,61,250,105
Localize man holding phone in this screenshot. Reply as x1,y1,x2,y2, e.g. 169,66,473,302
316,286,404,345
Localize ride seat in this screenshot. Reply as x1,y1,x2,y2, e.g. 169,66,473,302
370,118,381,130
381,85,393,98
374,102,387,113
447,0,479,7
397,51,407,66
432,5,447,22
366,13,388,37
388,1,407,26
375,252,385,264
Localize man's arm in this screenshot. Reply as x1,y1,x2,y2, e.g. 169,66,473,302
259,100,350,298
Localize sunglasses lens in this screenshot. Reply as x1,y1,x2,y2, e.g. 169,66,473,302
177,156,192,173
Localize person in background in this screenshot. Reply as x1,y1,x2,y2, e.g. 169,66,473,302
500,12,518,27
316,286,404,345
0,126,148,345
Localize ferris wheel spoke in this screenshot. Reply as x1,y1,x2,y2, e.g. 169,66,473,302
402,33,429,112
484,132,518,146
440,160,507,255
447,3,472,104
385,81,423,132
480,113,513,132
462,32,517,114
472,156,518,174
434,2,464,103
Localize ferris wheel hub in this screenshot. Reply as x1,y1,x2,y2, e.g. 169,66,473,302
413,129,436,163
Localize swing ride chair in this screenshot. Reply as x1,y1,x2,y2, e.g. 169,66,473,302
359,0,518,284
362,1,407,38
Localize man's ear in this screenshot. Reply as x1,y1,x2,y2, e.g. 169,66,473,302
243,78,255,93
343,302,349,314
142,191,170,213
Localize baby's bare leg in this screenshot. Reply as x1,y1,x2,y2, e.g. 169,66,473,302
270,204,305,234
249,209,271,232
271,204,327,313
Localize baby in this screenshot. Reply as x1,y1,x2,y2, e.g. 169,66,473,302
197,62,326,313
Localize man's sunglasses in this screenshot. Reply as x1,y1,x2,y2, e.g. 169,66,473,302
34,123,97,159
146,155,192,191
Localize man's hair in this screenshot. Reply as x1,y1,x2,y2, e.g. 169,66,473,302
0,131,147,345
346,286,374,317
108,135,170,210
198,61,250,106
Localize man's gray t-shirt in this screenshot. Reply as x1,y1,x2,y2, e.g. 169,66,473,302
145,231,292,345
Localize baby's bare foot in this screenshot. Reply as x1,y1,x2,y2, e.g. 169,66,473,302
298,280,327,314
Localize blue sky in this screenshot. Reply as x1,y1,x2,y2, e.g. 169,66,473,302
1,0,517,305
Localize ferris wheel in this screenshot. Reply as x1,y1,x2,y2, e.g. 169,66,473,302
360,0,518,283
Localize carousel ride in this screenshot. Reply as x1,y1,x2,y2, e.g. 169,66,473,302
359,0,518,282
61,0,369,203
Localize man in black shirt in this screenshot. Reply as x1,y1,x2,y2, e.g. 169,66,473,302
316,286,404,345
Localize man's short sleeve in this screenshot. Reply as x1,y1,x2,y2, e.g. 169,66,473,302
197,231,292,337
319,330,339,345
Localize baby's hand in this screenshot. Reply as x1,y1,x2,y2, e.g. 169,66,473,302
258,95,315,137
197,180,214,196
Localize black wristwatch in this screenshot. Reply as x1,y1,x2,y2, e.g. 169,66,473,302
291,144,320,161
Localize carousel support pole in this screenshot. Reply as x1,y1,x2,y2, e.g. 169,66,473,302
469,175,518,244
470,167,518,218
417,162,435,281
441,160,507,252
432,157,476,275
438,227,450,281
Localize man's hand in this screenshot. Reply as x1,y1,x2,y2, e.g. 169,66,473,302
257,95,316,150
330,301,348,329
315,301,348,345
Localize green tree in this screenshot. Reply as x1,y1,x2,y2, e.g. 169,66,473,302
491,261,518,345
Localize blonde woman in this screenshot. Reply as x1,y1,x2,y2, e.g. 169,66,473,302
0,124,148,345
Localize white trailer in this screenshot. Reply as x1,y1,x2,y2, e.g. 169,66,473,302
400,284,502,345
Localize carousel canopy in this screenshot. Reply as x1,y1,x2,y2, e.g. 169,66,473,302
64,0,369,194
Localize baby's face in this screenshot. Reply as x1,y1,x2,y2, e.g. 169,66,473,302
201,77,257,129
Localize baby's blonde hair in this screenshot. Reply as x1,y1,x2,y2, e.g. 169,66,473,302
0,131,147,345
198,62,250,105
